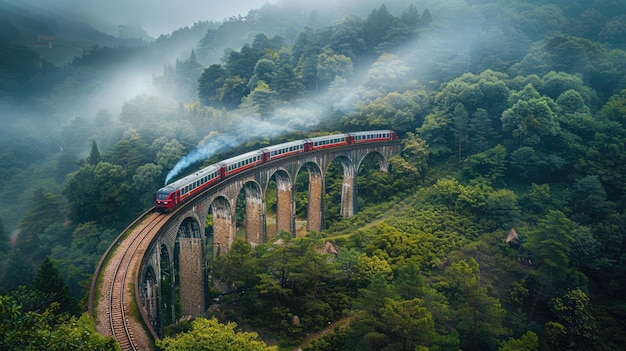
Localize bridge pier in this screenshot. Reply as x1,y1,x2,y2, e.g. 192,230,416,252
275,172,294,236
340,158,357,217
178,237,204,316
245,184,264,245
177,219,206,317
212,197,235,257
307,166,324,232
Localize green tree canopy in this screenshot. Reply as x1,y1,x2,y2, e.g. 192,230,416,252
0,295,117,351
156,317,278,351
32,257,79,316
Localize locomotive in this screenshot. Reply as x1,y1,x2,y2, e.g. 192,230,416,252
155,130,398,212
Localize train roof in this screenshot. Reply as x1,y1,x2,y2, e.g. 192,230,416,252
307,133,349,142
261,139,306,152
218,149,264,166
167,164,221,189
348,130,394,136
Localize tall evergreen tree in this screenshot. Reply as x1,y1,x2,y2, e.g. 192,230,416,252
364,4,394,52
87,140,101,165
32,257,79,316
420,8,432,26
401,4,421,27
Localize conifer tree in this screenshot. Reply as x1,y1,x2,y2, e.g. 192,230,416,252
33,257,79,316
87,140,101,165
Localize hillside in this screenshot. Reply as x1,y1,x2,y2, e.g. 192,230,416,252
1,0,626,350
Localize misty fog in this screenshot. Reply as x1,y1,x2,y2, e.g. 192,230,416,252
0,0,530,234
0,0,433,233
4,0,626,348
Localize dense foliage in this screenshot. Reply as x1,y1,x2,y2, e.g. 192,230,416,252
1,0,626,350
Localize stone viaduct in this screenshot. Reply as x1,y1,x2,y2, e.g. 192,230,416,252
136,140,401,336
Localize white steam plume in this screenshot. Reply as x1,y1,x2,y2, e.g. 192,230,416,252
164,29,429,186
164,113,302,185
164,134,240,184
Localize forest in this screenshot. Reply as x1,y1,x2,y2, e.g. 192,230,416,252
1,0,626,350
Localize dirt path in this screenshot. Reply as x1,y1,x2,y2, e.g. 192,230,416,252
296,316,352,349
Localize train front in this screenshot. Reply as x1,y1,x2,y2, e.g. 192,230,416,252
155,185,177,212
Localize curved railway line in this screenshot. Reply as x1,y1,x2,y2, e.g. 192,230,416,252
87,134,402,350
91,209,168,350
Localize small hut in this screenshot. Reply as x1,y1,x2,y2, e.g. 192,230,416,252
506,228,520,249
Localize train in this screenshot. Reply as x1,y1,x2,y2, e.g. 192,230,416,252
155,130,398,212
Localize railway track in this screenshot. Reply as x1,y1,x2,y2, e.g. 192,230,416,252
95,210,168,350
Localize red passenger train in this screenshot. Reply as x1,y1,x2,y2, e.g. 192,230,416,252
155,130,398,212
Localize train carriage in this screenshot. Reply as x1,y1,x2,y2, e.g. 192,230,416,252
307,133,350,150
349,130,397,143
155,130,398,212
156,164,221,212
218,150,265,178
261,140,307,162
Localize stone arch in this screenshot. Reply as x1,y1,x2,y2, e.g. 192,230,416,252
355,151,391,208
265,169,293,238
177,217,201,238
210,196,234,256
295,162,324,233
175,217,205,316
141,265,159,333
357,150,388,173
